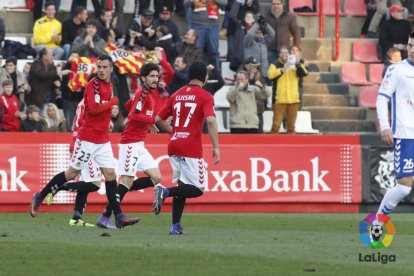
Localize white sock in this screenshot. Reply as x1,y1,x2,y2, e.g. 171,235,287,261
377,183,411,216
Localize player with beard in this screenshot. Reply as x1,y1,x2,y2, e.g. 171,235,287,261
96,62,163,228
372,32,414,238
45,98,102,227
29,55,139,229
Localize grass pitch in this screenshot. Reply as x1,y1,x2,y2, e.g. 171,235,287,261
0,213,413,275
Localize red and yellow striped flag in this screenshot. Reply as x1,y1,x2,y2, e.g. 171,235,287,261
105,44,157,75
68,57,97,92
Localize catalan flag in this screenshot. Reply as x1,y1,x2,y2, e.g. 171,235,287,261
105,43,157,75
68,57,97,92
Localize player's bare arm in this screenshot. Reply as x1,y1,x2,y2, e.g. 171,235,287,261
380,128,393,146
206,115,220,164
155,115,173,134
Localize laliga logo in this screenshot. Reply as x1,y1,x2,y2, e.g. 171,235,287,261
359,213,395,249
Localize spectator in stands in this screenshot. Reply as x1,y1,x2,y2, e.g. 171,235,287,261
265,0,301,65
70,0,101,18
125,9,156,48
110,104,125,133
153,6,181,48
20,105,43,132
136,25,178,64
244,20,275,79
0,18,5,48
62,6,88,59
383,47,402,77
34,0,61,22
97,8,123,39
379,4,411,61
268,46,308,134
41,102,67,132
360,0,378,38
60,53,83,131
33,1,65,60
102,28,118,47
204,64,225,96
111,0,126,35
178,29,203,67
202,63,225,134
184,0,228,71
71,20,107,57
169,56,189,95
229,10,255,71
290,45,308,110
0,56,31,105
0,80,26,132
227,0,260,67
367,0,403,38
241,57,270,133
23,62,32,81
136,0,174,17
226,70,269,134
27,47,70,110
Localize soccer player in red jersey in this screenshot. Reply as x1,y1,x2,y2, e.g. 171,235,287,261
97,62,164,228
45,98,104,227
154,61,220,234
29,55,139,228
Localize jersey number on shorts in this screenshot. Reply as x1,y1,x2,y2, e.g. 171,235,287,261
403,158,414,170
78,151,91,162
173,102,197,127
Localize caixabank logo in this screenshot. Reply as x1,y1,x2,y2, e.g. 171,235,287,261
359,213,396,264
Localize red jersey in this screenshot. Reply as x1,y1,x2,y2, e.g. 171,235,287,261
153,89,169,116
69,99,85,152
158,84,215,158
0,94,20,131
77,77,116,144
120,87,155,144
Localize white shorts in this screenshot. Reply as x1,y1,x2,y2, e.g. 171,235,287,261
118,142,157,176
79,159,102,183
70,140,116,171
169,155,206,191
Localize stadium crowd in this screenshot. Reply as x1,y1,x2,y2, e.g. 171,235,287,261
0,0,345,135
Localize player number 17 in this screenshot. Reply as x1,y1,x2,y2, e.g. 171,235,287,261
173,102,197,127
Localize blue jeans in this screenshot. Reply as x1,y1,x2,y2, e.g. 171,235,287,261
192,21,220,70
62,44,71,60
63,99,80,131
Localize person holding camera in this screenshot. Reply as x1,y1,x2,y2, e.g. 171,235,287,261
290,45,308,110
244,15,275,79
265,0,301,65
268,46,308,134
227,0,260,66
226,70,269,134
241,57,271,133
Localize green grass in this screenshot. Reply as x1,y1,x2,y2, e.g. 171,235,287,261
0,213,413,275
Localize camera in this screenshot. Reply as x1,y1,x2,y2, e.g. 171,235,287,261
255,13,266,26
255,13,267,34
287,55,297,69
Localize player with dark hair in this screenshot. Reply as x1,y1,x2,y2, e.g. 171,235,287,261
96,62,163,228
29,55,139,229
373,33,414,234
154,61,220,235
